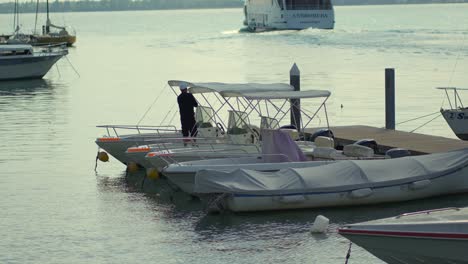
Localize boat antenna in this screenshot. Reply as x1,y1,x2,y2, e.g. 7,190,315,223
34,0,39,34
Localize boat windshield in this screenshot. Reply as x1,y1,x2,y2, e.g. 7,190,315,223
227,111,251,135
260,116,280,130
285,0,333,10
195,106,216,128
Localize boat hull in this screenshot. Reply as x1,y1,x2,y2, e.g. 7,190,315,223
441,109,468,140
32,35,76,47
340,230,468,264
207,164,468,212
163,159,332,194
95,132,181,165
339,208,468,264
147,145,261,171
0,54,63,80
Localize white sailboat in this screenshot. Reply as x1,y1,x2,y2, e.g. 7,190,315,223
0,44,67,81
439,87,468,140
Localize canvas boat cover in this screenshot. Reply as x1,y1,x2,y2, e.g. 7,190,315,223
194,148,468,195
261,129,308,163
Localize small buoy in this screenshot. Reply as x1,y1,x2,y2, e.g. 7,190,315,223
97,151,109,162
127,162,139,173
146,168,160,180
310,215,329,234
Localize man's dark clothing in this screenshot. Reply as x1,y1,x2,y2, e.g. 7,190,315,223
177,92,198,137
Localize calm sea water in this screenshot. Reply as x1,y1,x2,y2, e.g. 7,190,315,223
1,4,468,263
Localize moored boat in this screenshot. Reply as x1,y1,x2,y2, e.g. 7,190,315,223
339,207,468,264
193,148,468,212
439,87,468,140
31,0,76,46
95,81,294,166
0,44,67,81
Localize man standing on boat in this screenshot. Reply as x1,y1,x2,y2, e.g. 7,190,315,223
177,83,198,143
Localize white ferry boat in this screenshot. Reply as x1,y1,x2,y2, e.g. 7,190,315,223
243,0,334,32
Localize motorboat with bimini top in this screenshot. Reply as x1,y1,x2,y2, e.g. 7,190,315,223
243,0,334,32
162,128,337,194
95,80,295,166
139,109,263,170
193,148,468,212
339,207,468,264
142,88,332,171
162,89,342,193
439,87,468,140
125,107,260,169
0,44,67,81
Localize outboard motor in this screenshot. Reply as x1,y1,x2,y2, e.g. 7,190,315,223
385,148,411,159
354,139,378,153
309,128,335,142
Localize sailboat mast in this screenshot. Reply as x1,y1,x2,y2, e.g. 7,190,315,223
16,0,20,31
46,0,50,22
13,0,17,32
34,0,39,34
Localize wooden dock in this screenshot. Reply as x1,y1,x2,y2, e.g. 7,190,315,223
306,125,468,155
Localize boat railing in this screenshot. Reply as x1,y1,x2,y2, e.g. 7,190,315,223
396,207,461,218
152,138,260,154
97,124,179,138
286,3,333,10
167,153,295,167
34,42,68,56
156,147,257,166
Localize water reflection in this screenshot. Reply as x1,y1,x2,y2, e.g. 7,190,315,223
119,170,468,231
0,79,52,95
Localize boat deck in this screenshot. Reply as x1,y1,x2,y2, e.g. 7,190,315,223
306,125,468,155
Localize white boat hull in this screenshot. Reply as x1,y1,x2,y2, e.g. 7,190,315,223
222,167,468,212
0,54,63,80
147,144,261,170
441,109,468,140
195,149,468,212
95,133,180,165
163,158,333,194
339,207,468,264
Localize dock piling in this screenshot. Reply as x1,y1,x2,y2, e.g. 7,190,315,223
290,63,301,130
385,68,396,130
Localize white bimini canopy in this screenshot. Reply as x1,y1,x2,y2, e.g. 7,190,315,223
241,90,331,100
168,80,294,97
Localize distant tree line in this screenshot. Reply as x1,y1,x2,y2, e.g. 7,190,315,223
0,0,467,14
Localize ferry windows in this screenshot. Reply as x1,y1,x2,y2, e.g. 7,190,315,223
285,0,332,10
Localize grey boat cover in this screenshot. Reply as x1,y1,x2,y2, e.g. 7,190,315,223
194,148,468,195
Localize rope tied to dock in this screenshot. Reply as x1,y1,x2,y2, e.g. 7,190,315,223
344,241,352,264
382,111,442,132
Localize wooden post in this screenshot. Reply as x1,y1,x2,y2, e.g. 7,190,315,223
385,68,395,130
290,63,301,130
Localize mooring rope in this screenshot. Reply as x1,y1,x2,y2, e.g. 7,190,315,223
410,114,441,133
137,84,168,126
395,111,441,126
344,242,352,264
